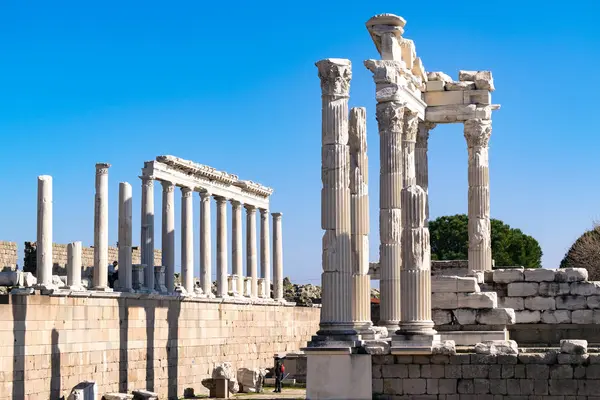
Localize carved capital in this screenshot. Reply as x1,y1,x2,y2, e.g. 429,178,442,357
464,118,492,148
161,180,175,193
230,199,242,209
181,186,193,197
199,191,211,202
95,163,111,175
416,122,436,148
316,58,352,98
140,175,155,188
214,196,228,206
403,109,419,142
271,212,283,219
376,102,404,133
259,208,269,219
364,59,404,85
244,204,257,214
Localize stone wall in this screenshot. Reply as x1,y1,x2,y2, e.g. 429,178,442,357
0,241,18,270
0,293,320,399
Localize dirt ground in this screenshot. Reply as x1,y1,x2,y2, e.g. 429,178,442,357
232,387,306,399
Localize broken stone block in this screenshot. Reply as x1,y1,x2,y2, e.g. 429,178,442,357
477,308,516,325
524,268,556,282
103,394,133,400
457,292,497,309
446,81,476,91
539,282,570,296
474,340,518,355
454,309,477,325
500,297,524,311
524,296,556,311
570,282,600,296
560,339,588,355
132,390,158,400
493,268,524,283
0,270,22,286
432,310,452,325
432,276,479,293
237,367,266,393
432,340,456,355
540,310,571,324
515,310,541,323
556,295,587,310
425,104,492,123
474,71,495,91
67,382,97,400
213,362,239,394
427,71,452,82
458,70,477,81
432,292,458,309
555,268,588,283
507,282,538,297
572,309,594,324
363,340,391,355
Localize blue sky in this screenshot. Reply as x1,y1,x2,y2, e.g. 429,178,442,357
1,1,599,284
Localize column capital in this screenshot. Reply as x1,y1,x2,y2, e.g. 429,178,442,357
259,208,269,216
316,58,352,98
403,109,419,142
96,163,111,175
244,204,257,213
230,199,242,208
464,118,492,147
181,186,193,197
271,212,283,219
364,59,404,85
199,191,211,200
376,101,405,133
160,180,175,192
214,195,228,204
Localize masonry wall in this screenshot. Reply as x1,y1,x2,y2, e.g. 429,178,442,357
372,351,600,399
0,293,320,400
0,241,18,270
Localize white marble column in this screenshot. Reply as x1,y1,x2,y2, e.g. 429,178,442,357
402,110,419,187
416,122,436,224
246,205,258,298
161,180,175,292
272,212,284,301
465,118,493,272
349,107,372,330
118,182,133,292
93,163,111,291
259,208,271,299
36,175,53,288
199,192,212,296
316,58,355,335
67,241,83,290
140,175,155,292
231,200,243,295
181,186,194,294
216,196,228,297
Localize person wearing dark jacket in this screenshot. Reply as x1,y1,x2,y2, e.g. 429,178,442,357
274,358,285,393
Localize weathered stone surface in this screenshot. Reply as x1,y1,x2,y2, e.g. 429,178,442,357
556,295,587,310
477,308,516,325
454,309,477,325
540,310,571,324
432,310,452,325
432,292,458,309
524,296,556,311
588,295,600,309
425,80,445,92
459,70,478,82
518,351,558,364
571,281,600,296
432,340,456,356
474,71,495,91
431,276,479,293
213,362,239,393
237,367,266,393
364,340,391,355
493,268,524,283
446,81,476,91
561,339,588,354
524,268,556,282
572,309,594,324
557,353,589,364
539,282,570,296
555,268,588,283
427,71,452,82
499,296,524,311
103,394,133,400
68,382,98,400
132,390,158,400
457,292,497,309
474,340,518,355
425,104,492,124
515,310,541,323
507,282,538,297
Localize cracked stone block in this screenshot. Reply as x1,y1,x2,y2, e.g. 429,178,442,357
477,308,516,325
524,268,556,282
493,268,524,283
454,309,477,325
555,268,588,283
433,310,452,325
524,296,556,311
540,310,571,324
432,276,480,293
570,281,600,296
432,292,458,309
561,339,588,354
475,340,518,355
457,292,497,309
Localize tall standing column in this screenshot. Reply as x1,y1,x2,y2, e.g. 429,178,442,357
67,241,83,290
199,192,212,296
37,175,53,288
216,196,228,297
181,186,194,294
272,212,284,301
349,107,372,330
93,163,111,291
465,118,493,272
118,182,133,291
246,205,258,298
402,110,419,187
140,175,155,292
315,58,355,336
231,200,243,295
161,180,175,292
416,122,436,224
259,208,271,299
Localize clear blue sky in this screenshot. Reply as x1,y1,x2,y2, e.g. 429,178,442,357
1,1,599,285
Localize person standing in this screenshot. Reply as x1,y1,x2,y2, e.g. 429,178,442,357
274,357,285,393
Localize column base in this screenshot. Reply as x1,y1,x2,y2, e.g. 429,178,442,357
397,320,436,336
391,333,441,355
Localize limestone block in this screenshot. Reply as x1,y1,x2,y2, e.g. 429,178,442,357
476,308,516,325
515,310,541,323
524,268,556,282
433,310,452,325
570,281,600,296
103,394,133,400
459,71,478,81
493,268,524,283
507,282,538,297
363,340,391,355
539,282,570,296
572,309,594,324
452,308,476,325
457,292,497,309
587,296,600,309
132,390,158,400
556,295,587,310
561,339,588,355
474,71,495,91
540,310,571,324
432,340,456,355
499,297,524,311
67,381,97,400
446,81,476,91
474,340,518,355
424,90,463,106
524,296,556,311
555,268,588,283
425,104,492,123
431,276,479,293
237,367,266,393
213,362,239,394
432,292,458,309
426,80,445,91
427,71,452,82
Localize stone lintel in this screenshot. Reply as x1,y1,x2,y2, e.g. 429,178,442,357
425,104,500,124
424,89,491,107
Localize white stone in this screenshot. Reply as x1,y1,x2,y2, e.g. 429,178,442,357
216,197,229,298
237,367,266,393
572,310,594,324
515,310,541,323
457,292,497,309
199,192,212,295
570,281,600,296
180,187,194,294
425,104,493,123
118,182,133,292
454,309,477,325
446,81,476,91
474,340,518,355
493,268,524,283
499,297,524,311
524,268,556,282
432,310,452,325
67,381,97,400
259,208,271,298
306,354,372,400
540,310,571,324
425,80,445,91
524,296,556,311
427,71,452,82
560,339,588,354
93,163,111,290
23,272,37,287
161,180,175,293
507,282,538,297
555,268,588,283
431,276,479,293
140,176,155,292
363,340,390,355
231,200,243,295
432,292,458,309
37,175,53,288
432,340,456,355
474,71,495,91
66,242,84,290
272,212,284,301
477,308,516,325
458,70,477,81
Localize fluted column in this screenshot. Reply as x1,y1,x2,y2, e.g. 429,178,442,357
93,163,111,290
272,212,284,301
216,196,228,297
37,175,53,288
316,58,354,335
67,241,83,289
246,205,258,298
199,192,212,296
402,110,419,187
118,182,133,291
231,200,243,295
416,122,436,223
140,175,155,292
398,185,435,335
465,118,493,272
181,186,194,294
161,180,176,292
349,107,371,329
260,208,271,299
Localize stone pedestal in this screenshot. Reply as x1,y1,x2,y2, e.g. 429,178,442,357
118,182,133,292
181,186,194,293
272,212,284,301
154,265,167,293
132,264,145,291
306,353,371,400
161,181,175,293
36,175,53,289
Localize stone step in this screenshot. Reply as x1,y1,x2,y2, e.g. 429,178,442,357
432,291,497,310
431,275,480,293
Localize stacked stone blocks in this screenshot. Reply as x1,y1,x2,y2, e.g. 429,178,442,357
0,241,18,269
